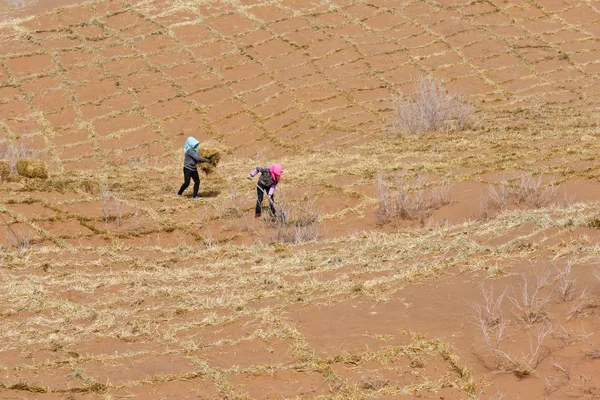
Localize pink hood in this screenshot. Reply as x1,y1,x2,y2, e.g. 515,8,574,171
269,164,283,182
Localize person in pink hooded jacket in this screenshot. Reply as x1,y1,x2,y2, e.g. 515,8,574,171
247,164,283,218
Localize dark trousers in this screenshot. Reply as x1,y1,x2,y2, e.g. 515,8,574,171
256,183,276,217
178,167,200,197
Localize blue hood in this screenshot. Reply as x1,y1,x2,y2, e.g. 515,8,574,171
184,136,200,153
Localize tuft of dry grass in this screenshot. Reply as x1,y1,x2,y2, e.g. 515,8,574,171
543,360,571,397
580,330,600,360
359,373,390,390
390,75,475,135
487,182,510,210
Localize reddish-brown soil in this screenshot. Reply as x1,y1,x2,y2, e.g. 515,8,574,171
1,0,600,399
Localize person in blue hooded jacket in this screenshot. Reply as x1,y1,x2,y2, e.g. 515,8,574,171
178,136,211,199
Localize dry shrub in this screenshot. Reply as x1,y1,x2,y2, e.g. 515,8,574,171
198,148,221,174
0,160,9,182
16,159,48,179
567,288,596,319
267,200,319,244
0,142,37,172
514,173,557,208
544,360,571,398
509,272,552,325
471,285,507,331
486,173,557,211
553,262,576,302
390,75,475,135
473,284,554,378
100,186,122,225
376,172,451,223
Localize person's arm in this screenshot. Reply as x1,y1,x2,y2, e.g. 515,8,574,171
188,150,211,163
268,183,277,196
248,167,259,179
248,166,268,179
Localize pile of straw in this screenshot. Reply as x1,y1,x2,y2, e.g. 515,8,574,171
198,148,221,174
16,159,48,179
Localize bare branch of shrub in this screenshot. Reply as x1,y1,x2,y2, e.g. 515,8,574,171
471,285,507,334
390,75,475,135
508,273,552,325
554,261,576,302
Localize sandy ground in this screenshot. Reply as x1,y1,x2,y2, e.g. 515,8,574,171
1,0,600,399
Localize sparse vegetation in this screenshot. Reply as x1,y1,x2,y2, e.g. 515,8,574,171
390,75,475,135
514,174,557,209
554,262,576,302
485,174,558,211
100,186,122,225
267,199,319,244
0,142,38,175
376,172,451,223
508,273,552,325
0,0,599,399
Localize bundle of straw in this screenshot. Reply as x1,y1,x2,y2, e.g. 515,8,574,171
198,148,221,174
0,160,9,182
16,159,48,179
